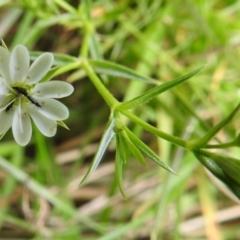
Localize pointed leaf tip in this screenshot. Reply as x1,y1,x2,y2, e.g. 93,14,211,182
124,126,175,174
79,118,115,186
121,66,204,110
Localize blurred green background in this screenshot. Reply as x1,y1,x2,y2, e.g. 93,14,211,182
0,0,240,239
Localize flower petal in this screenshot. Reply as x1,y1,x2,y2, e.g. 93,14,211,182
12,108,32,146
0,96,13,111
0,77,9,95
10,45,29,82
0,110,13,134
0,46,11,84
27,104,57,137
31,81,74,98
35,97,69,120
26,53,53,84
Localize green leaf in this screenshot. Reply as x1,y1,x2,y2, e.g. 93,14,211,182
189,103,240,149
193,151,226,181
194,150,240,199
197,149,240,185
117,133,129,164
216,157,240,185
120,66,204,110
120,131,148,167
115,135,127,198
79,118,115,186
30,52,77,66
81,0,91,19
57,120,70,130
41,66,60,82
113,118,124,133
1,39,8,49
80,0,101,59
53,0,76,13
89,34,101,60
234,133,240,147
124,126,175,174
88,59,158,84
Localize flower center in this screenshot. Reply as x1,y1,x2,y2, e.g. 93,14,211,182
12,86,41,108
4,84,42,112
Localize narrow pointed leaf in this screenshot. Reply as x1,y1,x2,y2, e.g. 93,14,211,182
120,66,204,110
190,103,240,149
81,0,91,19
81,0,101,59
89,35,101,60
1,39,8,49
88,59,158,84
115,135,127,198
79,118,115,186
234,133,240,146
121,131,147,167
41,66,60,82
124,126,175,174
30,52,77,66
117,132,129,164
57,120,70,130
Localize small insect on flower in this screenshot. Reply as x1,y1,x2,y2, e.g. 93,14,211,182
12,86,28,96
13,86,41,108
0,44,74,146
27,96,42,108
5,101,15,112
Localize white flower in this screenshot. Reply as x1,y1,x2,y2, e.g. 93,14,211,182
0,44,74,146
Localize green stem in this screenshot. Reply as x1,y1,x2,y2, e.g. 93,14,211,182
80,21,92,58
121,109,187,148
188,103,240,149
204,141,236,149
81,59,119,108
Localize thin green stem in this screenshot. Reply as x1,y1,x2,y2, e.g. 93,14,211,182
187,103,240,149
204,141,236,149
80,4,92,58
80,24,91,58
54,61,80,76
120,109,187,148
81,59,119,108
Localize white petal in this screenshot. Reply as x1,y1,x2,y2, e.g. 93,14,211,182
31,81,74,98
0,110,13,134
0,77,9,95
0,46,11,83
12,108,32,146
0,96,13,111
27,105,57,137
10,45,29,82
26,53,53,84
34,97,69,120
